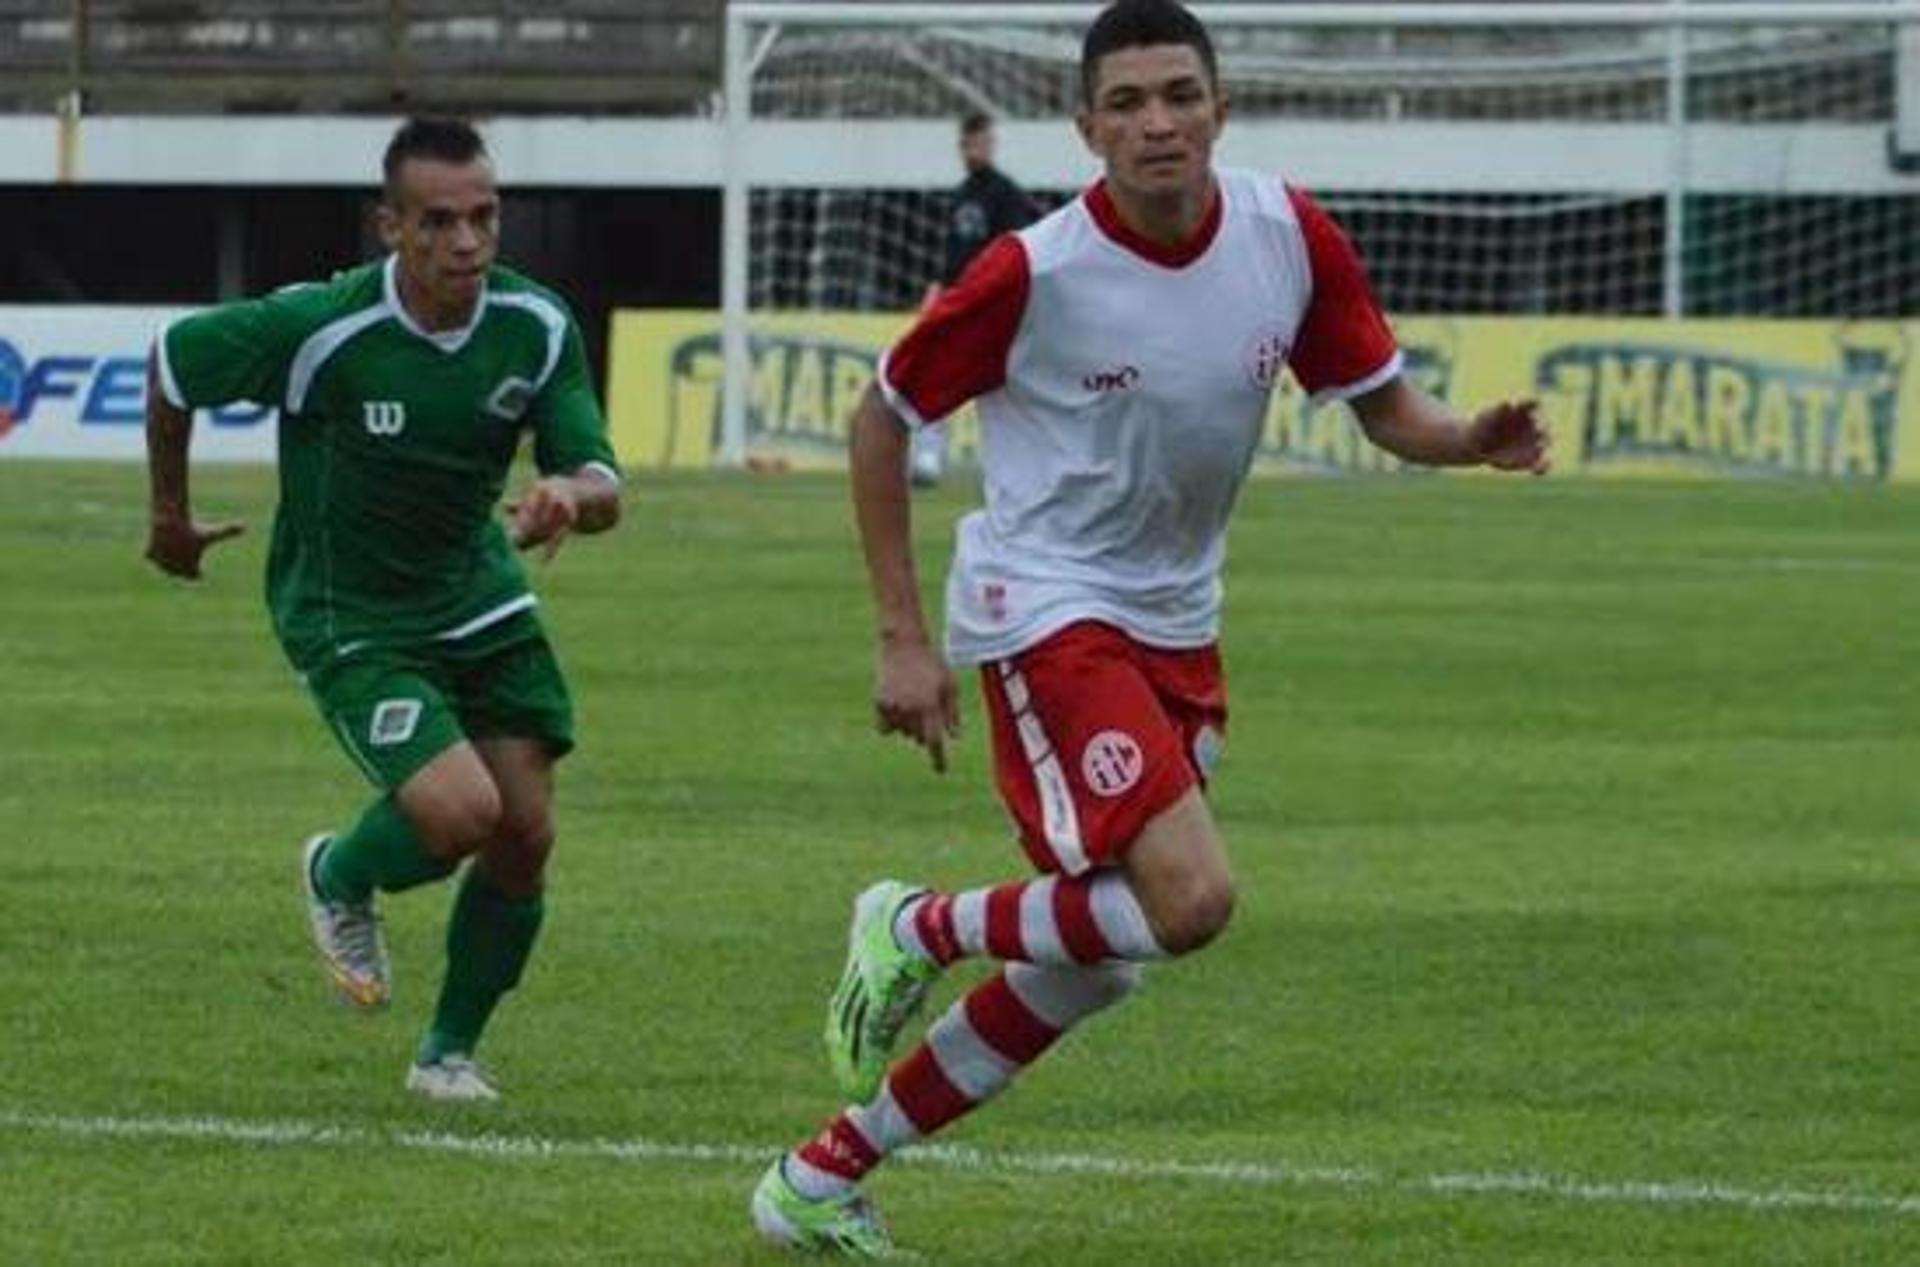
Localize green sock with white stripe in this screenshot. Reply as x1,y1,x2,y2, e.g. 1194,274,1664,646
315,797,455,904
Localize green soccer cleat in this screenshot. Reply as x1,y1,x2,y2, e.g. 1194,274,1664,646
750,1159,895,1257
826,880,940,1103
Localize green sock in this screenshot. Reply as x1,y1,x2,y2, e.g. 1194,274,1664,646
420,869,546,1063
315,797,456,904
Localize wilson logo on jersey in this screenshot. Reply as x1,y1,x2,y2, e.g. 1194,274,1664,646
362,401,407,436
1082,365,1141,394
1081,730,1145,798
486,377,535,421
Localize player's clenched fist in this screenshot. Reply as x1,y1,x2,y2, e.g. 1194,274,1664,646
505,476,580,560
1468,399,1551,474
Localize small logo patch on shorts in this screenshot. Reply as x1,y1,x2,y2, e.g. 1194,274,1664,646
1081,730,1145,798
369,698,423,748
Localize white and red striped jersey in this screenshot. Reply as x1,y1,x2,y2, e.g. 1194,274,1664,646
877,166,1403,665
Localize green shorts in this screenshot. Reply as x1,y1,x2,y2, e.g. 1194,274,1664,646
306,628,575,791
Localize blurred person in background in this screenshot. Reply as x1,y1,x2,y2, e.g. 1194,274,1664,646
909,110,1046,489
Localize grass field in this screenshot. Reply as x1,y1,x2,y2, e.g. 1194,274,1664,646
2,461,1917,1265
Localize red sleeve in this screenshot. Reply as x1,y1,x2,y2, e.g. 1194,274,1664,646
1284,185,1400,397
879,233,1030,426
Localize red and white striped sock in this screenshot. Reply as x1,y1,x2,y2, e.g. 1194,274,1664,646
893,871,1165,968
787,962,1142,1197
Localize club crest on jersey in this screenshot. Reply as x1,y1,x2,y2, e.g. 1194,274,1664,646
485,376,535,421
362,400,407,436
1244,328,1291,390
1081,730,1145,798
1082,365,1141,394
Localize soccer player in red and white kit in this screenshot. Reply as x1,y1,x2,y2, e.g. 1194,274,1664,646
751,0,1548,1253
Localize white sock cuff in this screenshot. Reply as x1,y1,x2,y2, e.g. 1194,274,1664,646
951,889,989,954
847,1083,919,1156
1018,876,1067,963
1005,961,1145,1029
1088,871,1167,960
926,998,1021,1100
784,1152,855,1199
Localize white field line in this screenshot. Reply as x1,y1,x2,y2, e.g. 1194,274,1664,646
1703,556,1920,577
4,1108,1918,1219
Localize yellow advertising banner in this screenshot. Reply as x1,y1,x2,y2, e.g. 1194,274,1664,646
608,312,1917,483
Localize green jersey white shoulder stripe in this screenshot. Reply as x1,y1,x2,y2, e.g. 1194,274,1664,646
154,317,190,410
487,290,568,392
287,303,392,413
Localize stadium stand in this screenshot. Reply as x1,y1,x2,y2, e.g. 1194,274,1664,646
0,0,719,114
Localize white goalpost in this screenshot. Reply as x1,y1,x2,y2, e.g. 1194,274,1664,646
718,0,1920,467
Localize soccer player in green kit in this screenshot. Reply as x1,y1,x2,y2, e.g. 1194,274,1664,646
144,117,621,1102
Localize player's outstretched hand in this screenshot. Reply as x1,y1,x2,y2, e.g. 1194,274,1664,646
1468,399,1551,474
505,477,580,562
874,635,960,774
145,514,244,580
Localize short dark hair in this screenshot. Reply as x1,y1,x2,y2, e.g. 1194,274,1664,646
960,111,994,137
382,116,487,200
1080,0,1218,106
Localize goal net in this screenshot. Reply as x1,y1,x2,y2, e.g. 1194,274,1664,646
720,2,1920,464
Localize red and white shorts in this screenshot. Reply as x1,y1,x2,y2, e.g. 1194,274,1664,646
980,621,1227,876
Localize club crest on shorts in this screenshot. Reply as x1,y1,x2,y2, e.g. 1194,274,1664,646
1081,729,1145,798
369,698,423,747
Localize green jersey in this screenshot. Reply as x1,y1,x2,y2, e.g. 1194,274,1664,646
159,256,618,672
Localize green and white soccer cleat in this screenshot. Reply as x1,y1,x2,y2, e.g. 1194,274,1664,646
750,1160,894,1257
826,880,940,1102
405,1054,500,1103
300,833,391,1010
